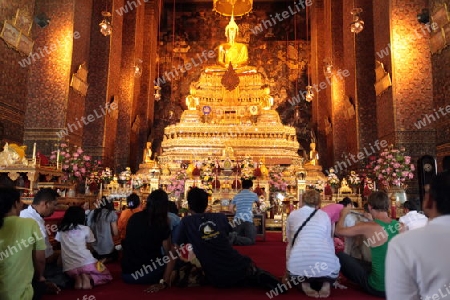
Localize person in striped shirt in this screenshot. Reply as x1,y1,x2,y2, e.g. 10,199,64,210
228,179,260,245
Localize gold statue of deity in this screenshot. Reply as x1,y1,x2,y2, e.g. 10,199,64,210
218,15,249,68
143,142,153,163
261,87,274,110
308,142,319,166
186,85,199,110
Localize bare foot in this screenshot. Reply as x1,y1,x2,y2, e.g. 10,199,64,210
301,283,319,298
81,274,92,290
74,274,82,290
318,282,331,298
44,281,61,295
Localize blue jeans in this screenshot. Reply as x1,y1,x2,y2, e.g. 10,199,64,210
336,252,385,298
230,221,256,245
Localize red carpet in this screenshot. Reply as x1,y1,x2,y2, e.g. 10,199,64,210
42,232,383,299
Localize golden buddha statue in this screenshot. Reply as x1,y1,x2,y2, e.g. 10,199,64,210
218,15,249,69
308,142,319,166
143,142,153,163
339,177,352,194
186,85,199,110
261,87,274,110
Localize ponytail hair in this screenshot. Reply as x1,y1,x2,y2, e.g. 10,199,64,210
0,187,21,229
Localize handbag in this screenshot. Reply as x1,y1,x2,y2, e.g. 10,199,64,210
291,209,318,248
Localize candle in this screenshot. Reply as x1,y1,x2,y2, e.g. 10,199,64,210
100,183,103,197
32,143,36,161
56,149,60,169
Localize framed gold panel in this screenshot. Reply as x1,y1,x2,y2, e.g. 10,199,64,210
431,4,450,31
14,9,33,35
430,29,446,54
0,20,20,48
17,33,34,55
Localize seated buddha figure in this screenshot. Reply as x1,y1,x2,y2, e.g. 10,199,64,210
261,87,274,110
186,85,199,110
218,15,249,69
306,142,319,166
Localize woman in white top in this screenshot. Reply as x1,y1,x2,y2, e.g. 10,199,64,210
56,206,112,289
284,189,340,298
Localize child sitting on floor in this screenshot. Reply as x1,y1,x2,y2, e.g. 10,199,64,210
56,206,113,290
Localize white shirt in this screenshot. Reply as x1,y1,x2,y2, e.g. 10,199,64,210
20,205,54,258
286,206,340,278
386,215,450,300
343,212,372,261
399,211,428,230
55,225,97,272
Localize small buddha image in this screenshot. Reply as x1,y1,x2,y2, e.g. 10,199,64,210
308,142,319,166
143,142,153,163
186,84,199,111
339,177,352,194
218,15,249,69
261,87,273,110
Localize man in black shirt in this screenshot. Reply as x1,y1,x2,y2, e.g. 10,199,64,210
173,187,282,290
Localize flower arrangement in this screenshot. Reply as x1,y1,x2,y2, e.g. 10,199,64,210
367,145,415,189
166,169,187,198
50,143,101,183
240,156,255,180
268,167,289,192
327,169,340,188
100,167,113,184
348,171,361,187
199,157,215,183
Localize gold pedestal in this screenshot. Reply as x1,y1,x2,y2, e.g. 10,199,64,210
258,110,281,125
180,110,202,124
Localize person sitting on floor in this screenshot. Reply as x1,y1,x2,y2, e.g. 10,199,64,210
228,179,260,245
168,201,181,235
385,172,450,300
121,189,176,288
343,202,372,262
399,199,428,230
0,187,47,300
87,197,119,263
321,197,353,236
284,189,340,298
56,206,112,290
170,187,281,292
335,191,405,298
118,193,142,242
20,188,64,292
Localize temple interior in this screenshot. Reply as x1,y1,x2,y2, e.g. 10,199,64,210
0,0,450,216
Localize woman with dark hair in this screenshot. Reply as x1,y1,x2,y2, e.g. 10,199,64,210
87,196,118,262
118,193,142,241
0,187,47,300
121,189,175,290
56,206,112,290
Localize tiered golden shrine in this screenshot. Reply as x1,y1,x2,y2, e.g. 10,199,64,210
138,15,328,221
159,15,301,170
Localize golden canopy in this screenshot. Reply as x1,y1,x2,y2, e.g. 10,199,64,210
213,0,253,17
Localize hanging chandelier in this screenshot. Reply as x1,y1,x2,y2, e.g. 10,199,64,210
305,86,314,102
213,0,253,17
350,8,364,34
99,11,112,36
